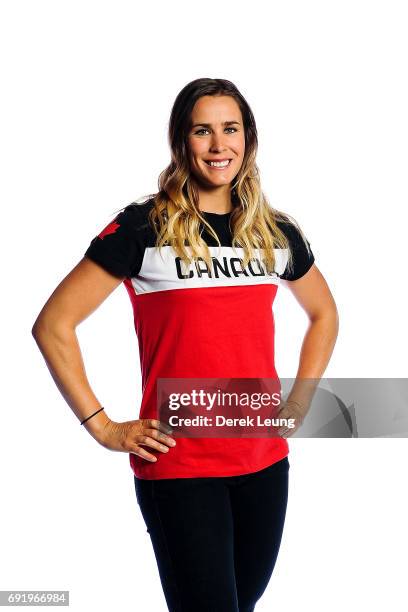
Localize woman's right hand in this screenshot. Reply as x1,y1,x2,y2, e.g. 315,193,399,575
98,418,176,462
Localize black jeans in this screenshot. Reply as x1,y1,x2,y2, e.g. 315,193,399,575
134,456,289,612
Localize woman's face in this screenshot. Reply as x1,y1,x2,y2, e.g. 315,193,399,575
187,95,246,190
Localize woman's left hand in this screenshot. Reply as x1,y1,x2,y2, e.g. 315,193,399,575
276,400,308,438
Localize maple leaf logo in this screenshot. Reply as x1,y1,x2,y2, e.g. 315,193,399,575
98,220,120,239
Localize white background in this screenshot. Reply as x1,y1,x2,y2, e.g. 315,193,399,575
1,1,407,610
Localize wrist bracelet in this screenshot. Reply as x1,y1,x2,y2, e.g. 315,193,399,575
80,407,105,426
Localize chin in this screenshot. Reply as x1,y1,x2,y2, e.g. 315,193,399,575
205,179,230,187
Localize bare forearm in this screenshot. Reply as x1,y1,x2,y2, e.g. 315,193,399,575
287,310,339,408
32,321,110,441
297,310,339,378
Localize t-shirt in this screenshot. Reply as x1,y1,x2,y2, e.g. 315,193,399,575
84,198,315,479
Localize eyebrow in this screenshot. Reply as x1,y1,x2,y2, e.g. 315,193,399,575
191,120,241,129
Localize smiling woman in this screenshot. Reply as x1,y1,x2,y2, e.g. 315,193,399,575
32,77,338,612
187,96,246,204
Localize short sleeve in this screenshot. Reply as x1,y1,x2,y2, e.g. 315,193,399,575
277,220,315,281
84,205,144,279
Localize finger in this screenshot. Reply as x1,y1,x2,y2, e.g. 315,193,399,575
129,446,158,463
277,422,293,436
137,434,170,454
149,419,173,435
280,422,299,437
280,429,293,438
276,408,291,422
279,408,301,425
146,428,176,447
276,400,288,414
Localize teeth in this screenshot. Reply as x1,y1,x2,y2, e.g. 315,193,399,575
208,160,230,167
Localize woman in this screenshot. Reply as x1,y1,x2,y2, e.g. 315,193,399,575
32,78,339,611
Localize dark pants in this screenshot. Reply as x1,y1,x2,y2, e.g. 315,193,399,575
134,456,290,612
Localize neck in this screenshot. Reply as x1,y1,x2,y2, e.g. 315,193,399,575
196,184,234,214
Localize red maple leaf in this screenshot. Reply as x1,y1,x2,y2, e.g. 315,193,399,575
98,220,120,239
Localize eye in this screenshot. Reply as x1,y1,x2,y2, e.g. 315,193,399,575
194,127,238,135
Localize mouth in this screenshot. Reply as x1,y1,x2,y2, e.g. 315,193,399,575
204,159,232,170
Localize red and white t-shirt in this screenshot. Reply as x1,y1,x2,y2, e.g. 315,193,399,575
84,198,315,480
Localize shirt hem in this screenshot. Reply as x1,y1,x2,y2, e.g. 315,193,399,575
131,444,290,480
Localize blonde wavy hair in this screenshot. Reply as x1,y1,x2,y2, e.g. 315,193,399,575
121,78,311,277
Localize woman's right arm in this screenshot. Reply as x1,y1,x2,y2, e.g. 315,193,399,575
32,256,176,462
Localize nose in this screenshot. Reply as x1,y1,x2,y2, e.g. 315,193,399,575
209,131,227,152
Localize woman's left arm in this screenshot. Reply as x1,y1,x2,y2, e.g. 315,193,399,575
282,262,339,379
278,263,340,436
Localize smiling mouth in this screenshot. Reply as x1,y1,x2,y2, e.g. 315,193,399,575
204,159,232,168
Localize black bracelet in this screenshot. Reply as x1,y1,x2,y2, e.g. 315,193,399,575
80,407,105,426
